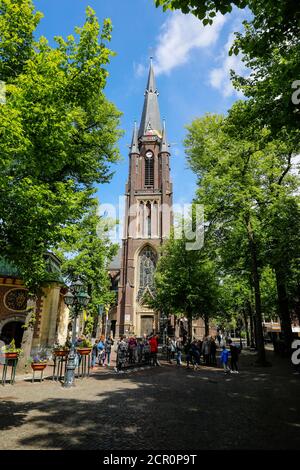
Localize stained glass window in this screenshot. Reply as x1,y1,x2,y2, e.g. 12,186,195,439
137,246,156,302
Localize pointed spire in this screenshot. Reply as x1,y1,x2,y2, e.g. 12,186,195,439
139,59,162,138
146,57,156,93
160,119,169,153
130,121,139,154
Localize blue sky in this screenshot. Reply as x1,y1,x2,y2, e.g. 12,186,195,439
34,0,248,212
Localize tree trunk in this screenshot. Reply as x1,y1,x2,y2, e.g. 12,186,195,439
247,298,256,349
204,313,209,337
17,298,36,372
275,267,293,353
187,316,193,339
246,219,267,365
242,309,250,347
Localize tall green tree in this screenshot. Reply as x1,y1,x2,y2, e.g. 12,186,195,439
185,112,300,358
56,200,118,331
148,229,220,337
155,0,300,135
0,1,122,290
227,102,300,351
0,0,43,81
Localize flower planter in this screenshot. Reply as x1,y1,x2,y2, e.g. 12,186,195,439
53,350,69,357
77,348,92,356
31,363,47,372
3,352,19,360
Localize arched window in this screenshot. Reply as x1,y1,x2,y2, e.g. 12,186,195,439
137,246,156,302
146,201,151,237
145,151,154,187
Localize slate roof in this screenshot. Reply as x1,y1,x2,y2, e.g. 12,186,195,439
138,60,162,138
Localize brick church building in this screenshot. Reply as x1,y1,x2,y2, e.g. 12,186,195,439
108,61,215,340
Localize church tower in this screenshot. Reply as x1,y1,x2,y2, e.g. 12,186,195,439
116,60,173,337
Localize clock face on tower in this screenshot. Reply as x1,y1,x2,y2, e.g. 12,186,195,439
145,151,153,159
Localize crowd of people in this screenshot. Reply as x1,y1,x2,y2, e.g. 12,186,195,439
166,335,241,374
91,334,161,373
91,335,114,368
115,334,160,373
89,332,242,375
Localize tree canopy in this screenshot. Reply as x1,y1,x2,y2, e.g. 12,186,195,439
185,112,300,359
55,200,118,333
0,1,122,289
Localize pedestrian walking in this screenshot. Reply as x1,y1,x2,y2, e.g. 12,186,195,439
91,340,98,368
143,336,151,364
175,337,183,365
202,336,211,365
229,340,240,373
97,337,105,366
115,336,128,373
220,345,230,373
210,338,217,366
149,334,159,366
137,337,143,363
184,339,192,369
128,335,137,364
104,336,114,367
191,340,201,369
170,338,176,362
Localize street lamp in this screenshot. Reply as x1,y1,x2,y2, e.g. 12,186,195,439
63,278,90,387
104,306,109,339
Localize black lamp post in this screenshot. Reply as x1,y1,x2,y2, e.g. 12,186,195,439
63,278,90,387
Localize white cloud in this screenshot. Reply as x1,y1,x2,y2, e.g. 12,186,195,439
151,12,227,76
133,62,146,78
209,32,247,98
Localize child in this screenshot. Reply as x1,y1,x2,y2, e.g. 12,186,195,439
220,345,230,373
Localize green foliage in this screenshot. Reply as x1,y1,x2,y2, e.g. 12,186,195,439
83,315,94,338
55,200,118,325
0,339,23,355
154,0,300,135
185,112,300,354
155,0,300,352
29,354,47,363
21,305,36,330
0,2,122,290
77,338,92,348
0,0,43,81
52,342,69,351
154,0,247,20
148,227,220,329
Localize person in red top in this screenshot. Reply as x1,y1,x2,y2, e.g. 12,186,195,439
149,335,159,366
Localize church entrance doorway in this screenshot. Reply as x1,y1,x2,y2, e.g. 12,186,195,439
140,315,154,337
0,321,24,347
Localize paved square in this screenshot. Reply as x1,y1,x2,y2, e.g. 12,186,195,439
0,350,299,450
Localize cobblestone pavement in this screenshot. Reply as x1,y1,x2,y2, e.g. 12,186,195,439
0,349,299,450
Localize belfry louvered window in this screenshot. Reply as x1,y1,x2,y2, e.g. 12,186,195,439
145,151,154,187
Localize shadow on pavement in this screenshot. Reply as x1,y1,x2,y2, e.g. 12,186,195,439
0,350,299,450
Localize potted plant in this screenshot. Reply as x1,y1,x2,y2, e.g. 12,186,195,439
29,355,48,372
0,339,23,360
52,342,70,357
77,338,92,356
